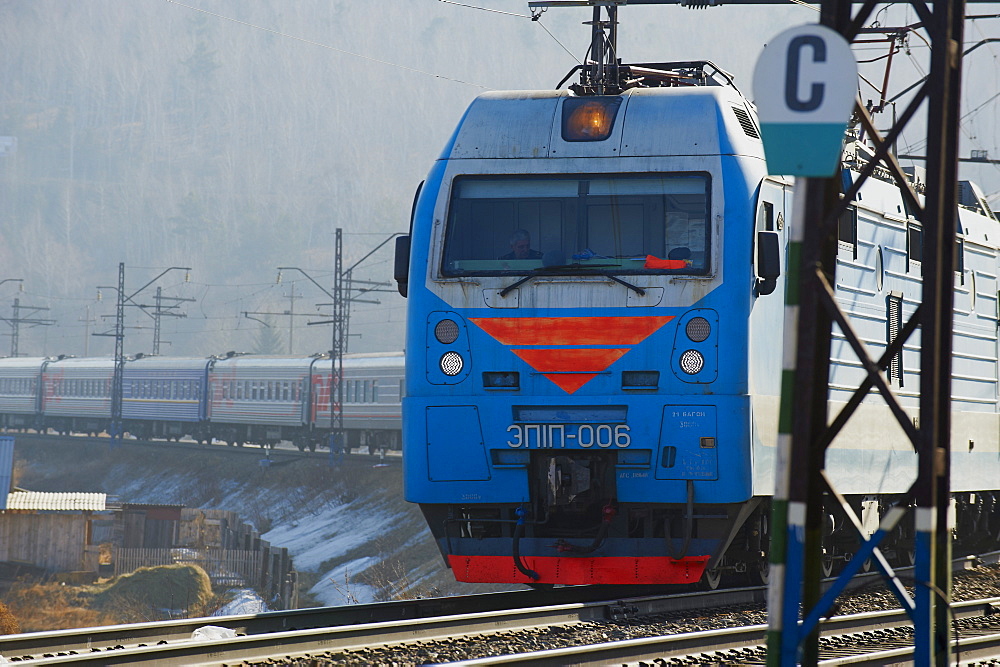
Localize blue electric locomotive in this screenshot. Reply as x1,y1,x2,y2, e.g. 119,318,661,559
396,58,783,586
395,35,1000,585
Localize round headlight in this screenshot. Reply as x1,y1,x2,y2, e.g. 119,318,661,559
440,352,464,376
679,350,705,375
434,319,460,344
686,317,711,342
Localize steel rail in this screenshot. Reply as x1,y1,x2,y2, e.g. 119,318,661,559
0,584,751,658
3,551,996,663
13,596,1000,666
0,594,756,666
442,598,1000,666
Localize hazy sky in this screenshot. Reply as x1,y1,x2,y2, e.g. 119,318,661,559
3,0,1000,358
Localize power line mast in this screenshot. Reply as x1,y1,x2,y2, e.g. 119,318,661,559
0,297,55,357
138,286,195,355
276,229,395,458
529,1,974,663
331,228,346,457
94,263,192,446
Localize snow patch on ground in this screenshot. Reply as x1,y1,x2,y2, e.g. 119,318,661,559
309,556,380,605
212,589,269,616
263,498,403,572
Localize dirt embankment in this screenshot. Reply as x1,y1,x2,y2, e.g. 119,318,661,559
6,437,514,626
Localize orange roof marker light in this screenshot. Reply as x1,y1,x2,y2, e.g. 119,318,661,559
562,97,622,142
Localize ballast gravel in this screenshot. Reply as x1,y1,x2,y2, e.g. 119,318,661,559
240,562,1000,666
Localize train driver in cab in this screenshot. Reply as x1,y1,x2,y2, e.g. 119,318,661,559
500,229,543,260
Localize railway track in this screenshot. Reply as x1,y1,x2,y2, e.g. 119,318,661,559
437,597,1000,666
5,554,998,665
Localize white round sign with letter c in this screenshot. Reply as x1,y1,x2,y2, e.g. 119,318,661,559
753,24,858,176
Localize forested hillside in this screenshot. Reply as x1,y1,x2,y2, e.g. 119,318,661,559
0,1,549,356
0,1,815,357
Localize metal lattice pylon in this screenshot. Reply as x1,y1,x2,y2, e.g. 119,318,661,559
768,0,965,664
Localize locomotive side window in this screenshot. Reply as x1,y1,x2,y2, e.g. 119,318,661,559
838,206,858,260
441,174,710,276
907,223,922,272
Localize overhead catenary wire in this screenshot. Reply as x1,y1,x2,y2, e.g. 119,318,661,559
438,0,581,65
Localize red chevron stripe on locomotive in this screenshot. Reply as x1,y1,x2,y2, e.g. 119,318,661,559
470,316,673,394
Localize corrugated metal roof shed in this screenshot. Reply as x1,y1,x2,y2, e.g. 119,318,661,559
5,491,107,512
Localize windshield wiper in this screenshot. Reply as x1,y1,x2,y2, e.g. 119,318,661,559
499,264,645,298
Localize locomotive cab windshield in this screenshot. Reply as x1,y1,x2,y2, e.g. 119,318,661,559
441,173,712,277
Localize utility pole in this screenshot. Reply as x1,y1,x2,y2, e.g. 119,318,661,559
79,304,97,356
110,263,125,447
138,286,194,355
0,296,55,357
287,282,300,354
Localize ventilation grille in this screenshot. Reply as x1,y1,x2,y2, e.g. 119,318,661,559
731,106,760,139
886,293,904,387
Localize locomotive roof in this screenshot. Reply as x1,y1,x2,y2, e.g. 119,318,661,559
445,85,762,161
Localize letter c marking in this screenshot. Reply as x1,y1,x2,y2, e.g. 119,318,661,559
785,34,826,112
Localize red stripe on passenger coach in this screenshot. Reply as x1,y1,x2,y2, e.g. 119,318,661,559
470,316,672,346
447,554,709,585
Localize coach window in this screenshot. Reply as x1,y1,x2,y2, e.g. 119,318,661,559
399,379,405,399
372,380,379,402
